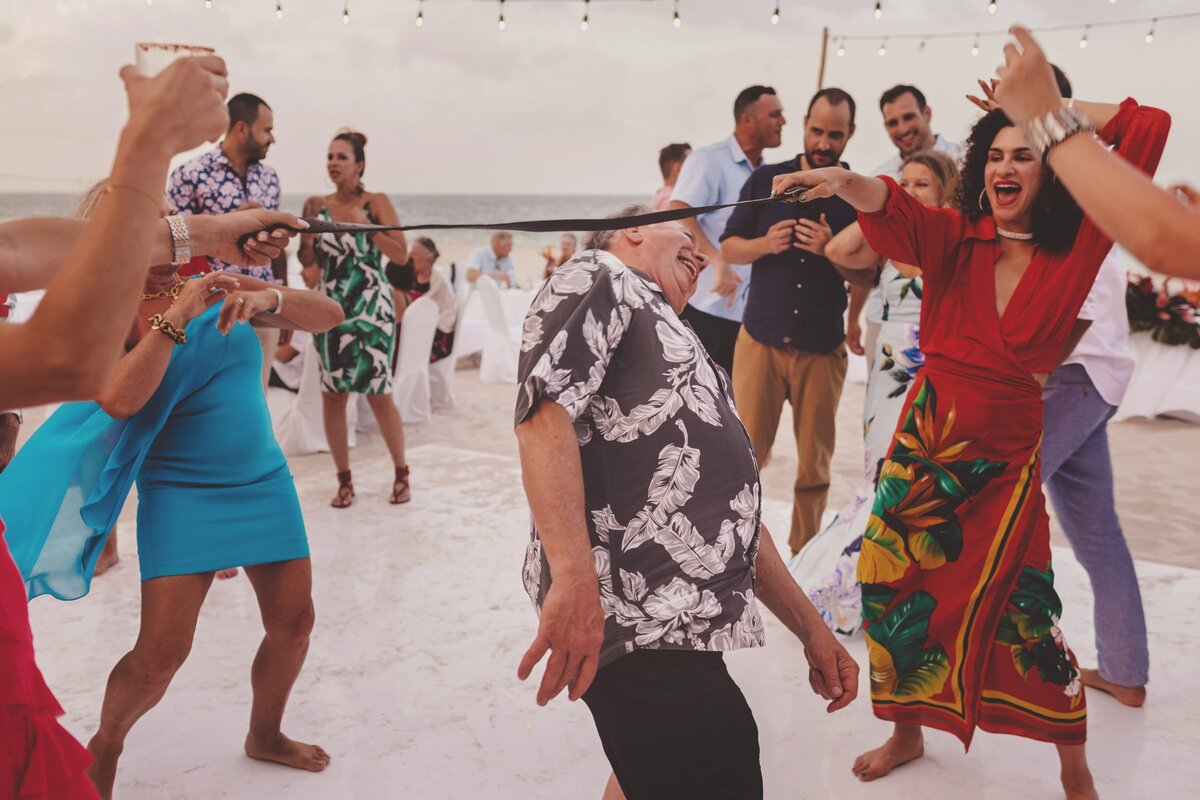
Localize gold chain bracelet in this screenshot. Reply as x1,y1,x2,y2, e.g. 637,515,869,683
148,313,187,345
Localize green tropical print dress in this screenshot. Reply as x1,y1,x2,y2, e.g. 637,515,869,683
313,205,396,394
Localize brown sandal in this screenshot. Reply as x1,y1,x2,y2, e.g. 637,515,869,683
390,466,411,505
331,470,354,508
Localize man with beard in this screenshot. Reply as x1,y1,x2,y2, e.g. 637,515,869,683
719,87,858,555
668,86,786,374
169,92,283,386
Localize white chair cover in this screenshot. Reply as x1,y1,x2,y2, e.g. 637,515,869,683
429,285,476,409
273,341,359,456
392,295,438,424
1114,332,1200,424
477,275,521,384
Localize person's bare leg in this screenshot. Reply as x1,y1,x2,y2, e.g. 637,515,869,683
216,567,240,580
93,527,120,577
241,558,329,772
1058,743,1098,799
851,722,924,781
602,772,626,800
86,572,214,799
1080,668,1145,708
364,393,409,503
321,391,353,506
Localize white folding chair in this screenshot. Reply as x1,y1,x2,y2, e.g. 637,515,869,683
429,285,475,409
274,339,359,455
391,295,438,424
477,275,521,384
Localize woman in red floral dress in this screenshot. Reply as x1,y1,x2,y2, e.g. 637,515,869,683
773,91,1169,798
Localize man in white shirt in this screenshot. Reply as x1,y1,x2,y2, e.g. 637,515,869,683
466,231,517,288
1042,251,1148,708
854,84,963,361
668,85,786,374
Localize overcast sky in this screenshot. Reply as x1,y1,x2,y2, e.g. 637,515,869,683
1,0,1196,196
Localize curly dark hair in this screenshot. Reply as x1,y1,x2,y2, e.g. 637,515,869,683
955,109,1083,253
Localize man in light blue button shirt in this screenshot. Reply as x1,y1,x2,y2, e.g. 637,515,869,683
669,86,785,374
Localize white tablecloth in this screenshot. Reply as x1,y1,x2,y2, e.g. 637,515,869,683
454,287,536,358
1114,332,1200,424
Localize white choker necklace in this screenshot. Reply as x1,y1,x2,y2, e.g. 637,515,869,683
996,227,1034,241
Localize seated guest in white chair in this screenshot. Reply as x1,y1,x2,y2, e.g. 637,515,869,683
466,231,516,288
388,237,457,364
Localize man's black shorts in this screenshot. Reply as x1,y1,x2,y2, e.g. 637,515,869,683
582,650,762,800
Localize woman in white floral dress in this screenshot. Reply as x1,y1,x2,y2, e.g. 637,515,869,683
787,151,958,634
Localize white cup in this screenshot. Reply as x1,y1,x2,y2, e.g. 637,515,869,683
134,42,216,77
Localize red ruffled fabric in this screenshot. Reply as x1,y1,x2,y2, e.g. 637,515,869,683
1,521,98,799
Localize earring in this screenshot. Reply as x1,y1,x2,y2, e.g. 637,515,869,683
978,188,990,212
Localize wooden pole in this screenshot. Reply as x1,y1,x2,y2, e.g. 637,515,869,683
817,26,829,90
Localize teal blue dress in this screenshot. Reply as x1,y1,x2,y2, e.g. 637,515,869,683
0,303,308,600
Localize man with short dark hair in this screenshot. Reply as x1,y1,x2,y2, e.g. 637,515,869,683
169,92,283,386
516,208,859,799
669,85,786,374
720,87,858,555
650,143,691,210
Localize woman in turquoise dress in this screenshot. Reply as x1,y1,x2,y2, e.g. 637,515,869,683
0,254,343,798
299,130,412,509
789,151,957,634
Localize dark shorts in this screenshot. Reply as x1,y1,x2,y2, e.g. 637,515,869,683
582,650,762,800
680,305,741,376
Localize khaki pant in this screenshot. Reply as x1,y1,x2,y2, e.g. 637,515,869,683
732,327,847,555
254,326,281,390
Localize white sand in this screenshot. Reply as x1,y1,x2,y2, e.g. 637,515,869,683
17,364,1200,798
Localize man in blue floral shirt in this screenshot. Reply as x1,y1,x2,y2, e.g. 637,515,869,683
168,92,281,282
169,92,283,384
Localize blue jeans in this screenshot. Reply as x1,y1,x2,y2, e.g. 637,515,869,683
1042,363,1149,686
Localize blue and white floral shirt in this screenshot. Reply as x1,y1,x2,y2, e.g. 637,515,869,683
515,250,766,668
167,145,282,282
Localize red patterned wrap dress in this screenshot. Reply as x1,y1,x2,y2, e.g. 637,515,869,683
855,98,1170,747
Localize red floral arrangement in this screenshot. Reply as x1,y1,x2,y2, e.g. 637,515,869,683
1126,276,1200,349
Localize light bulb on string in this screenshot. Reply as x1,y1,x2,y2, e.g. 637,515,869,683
673,1,681,29
918,38,926,53
581,0,589,31
878,37,887,57
498,0,506,31
1078,25,1089,49
275,2,283,20
836,39,846,57
971,35,980,56
342,0,349,24
771,3,780,25
1145,19,1156,44
873,2,882,21
987,1,996,14
416,0,424,27
146,0,153,6
204,0,212,9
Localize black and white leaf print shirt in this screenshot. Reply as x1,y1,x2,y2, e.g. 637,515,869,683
515,250,765,667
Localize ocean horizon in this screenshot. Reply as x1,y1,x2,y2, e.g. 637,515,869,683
0,192,650,250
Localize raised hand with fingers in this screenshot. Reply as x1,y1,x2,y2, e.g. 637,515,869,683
993,26,1064,127
216,288,279,335
966,78,1002,114
761,219,797,256
189,210,309,268
709,258,743,306
517,575,605,706
771,167,852,204
120,55,230,157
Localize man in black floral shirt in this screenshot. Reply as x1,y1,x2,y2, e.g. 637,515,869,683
515,205,860,799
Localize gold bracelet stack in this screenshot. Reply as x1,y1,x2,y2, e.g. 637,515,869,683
148,313,187,345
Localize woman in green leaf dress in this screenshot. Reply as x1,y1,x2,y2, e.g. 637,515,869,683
299,130,412,508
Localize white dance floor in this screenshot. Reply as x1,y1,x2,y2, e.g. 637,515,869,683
26,436,1200,799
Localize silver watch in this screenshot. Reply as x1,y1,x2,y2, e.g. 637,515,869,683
1024,106,1095,160
165,215,192,266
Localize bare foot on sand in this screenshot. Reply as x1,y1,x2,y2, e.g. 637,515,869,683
1081,668,1145,708
245,732,331,773
216,568,240,580
852,728,924,781
93,532,119,576
85,734,122,800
